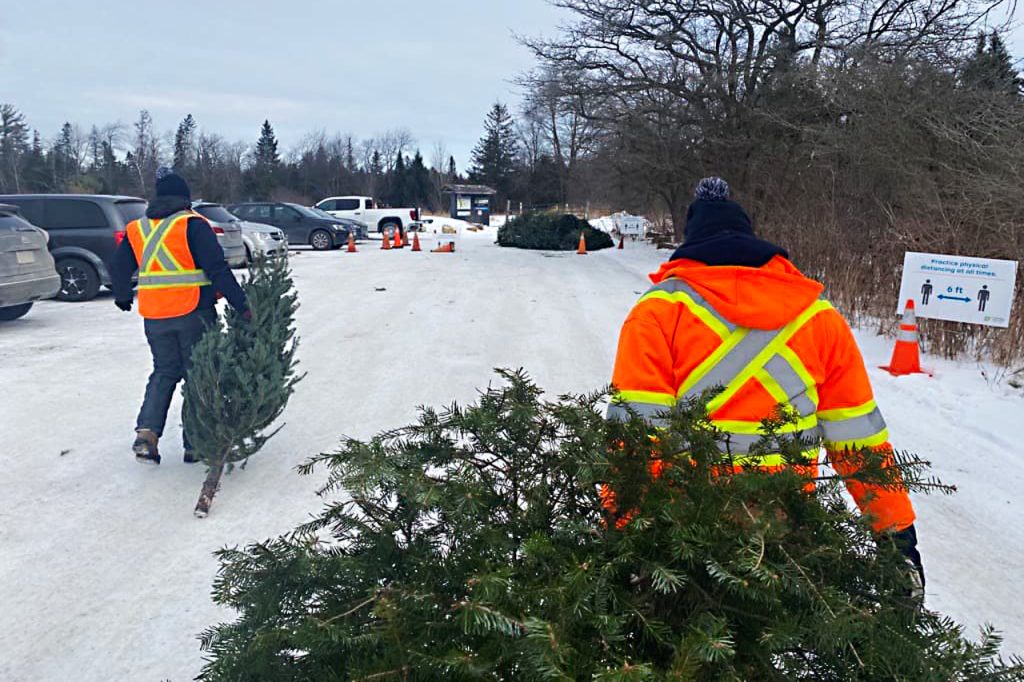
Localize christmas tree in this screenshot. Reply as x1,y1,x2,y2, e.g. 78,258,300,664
184,255,301,518
198,370,1023,680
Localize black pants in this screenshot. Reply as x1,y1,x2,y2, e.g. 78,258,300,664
136,307,216,449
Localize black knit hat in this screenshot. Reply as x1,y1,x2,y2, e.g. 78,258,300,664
684,177,753,243
154,166,191,200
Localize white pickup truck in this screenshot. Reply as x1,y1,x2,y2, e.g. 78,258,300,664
314,196,420,235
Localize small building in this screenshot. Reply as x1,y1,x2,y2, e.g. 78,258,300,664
442,184,497,225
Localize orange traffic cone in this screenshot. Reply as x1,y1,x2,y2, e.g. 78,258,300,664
577,231,587,255
431,241,455,253
347,233,357,253
617,235,624,250
411,231,422,252
381,231,391,250
393,229,404,248
881,300,928,376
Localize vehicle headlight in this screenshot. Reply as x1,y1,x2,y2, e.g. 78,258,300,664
333,224,347,231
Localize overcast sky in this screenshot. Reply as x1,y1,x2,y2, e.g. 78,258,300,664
0,0,1019,171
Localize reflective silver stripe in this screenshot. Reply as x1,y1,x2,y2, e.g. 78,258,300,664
681,328,780,400
715,428,822,455
610,401,670,419
819,408,887,443
764,355,816,416
649,279,736,333
154,249,179,272
139,212,188,270
607,401,670,426
898,329,917,342
138,272,211,287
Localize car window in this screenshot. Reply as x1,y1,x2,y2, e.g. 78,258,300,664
4,198,45,226
317,199,335,211
273,205,300,220
336,198,360,211
241,205,271,220
44,199,108,229
365,199,374,209
195,205,238,222
286,204,321,219
115,200,147,225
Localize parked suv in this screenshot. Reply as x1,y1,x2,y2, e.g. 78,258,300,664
228,202,361,250
191,202,247,267
0,204,61,320
0,194,147,301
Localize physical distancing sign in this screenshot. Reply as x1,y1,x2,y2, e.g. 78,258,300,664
897,252,1018,327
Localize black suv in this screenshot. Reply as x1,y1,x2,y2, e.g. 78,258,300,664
0,194,147,301
228,202,359,250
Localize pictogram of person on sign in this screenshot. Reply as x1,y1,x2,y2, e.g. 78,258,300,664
920,279,933,305
978,285,990,312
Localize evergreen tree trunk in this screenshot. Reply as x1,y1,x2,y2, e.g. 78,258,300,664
194,450,228,518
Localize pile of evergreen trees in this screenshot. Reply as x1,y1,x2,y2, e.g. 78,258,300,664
498,212,614,251
197,370,1023,680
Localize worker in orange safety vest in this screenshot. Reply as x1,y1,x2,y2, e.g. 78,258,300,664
110,167,251,465
607,177,924,599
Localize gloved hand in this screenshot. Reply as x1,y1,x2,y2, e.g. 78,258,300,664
115,299,132,312
891,524,925,605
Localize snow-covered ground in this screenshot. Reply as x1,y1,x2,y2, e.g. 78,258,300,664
1,230,1021,680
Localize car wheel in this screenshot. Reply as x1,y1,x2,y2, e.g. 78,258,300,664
309,229,333,251
380,221,400,237
56,258,100,302
0,302,33,321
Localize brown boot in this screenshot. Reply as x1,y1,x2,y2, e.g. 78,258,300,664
133,429,161,465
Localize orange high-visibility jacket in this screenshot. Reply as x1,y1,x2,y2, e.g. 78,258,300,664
126,211,211,320
609,255,915,532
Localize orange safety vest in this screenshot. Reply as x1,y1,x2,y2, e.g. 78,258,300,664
126,211,211,320
608,255,915,532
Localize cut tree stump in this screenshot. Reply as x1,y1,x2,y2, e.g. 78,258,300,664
194,456,227,518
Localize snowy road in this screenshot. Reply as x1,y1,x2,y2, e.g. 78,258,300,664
1,229,1021,680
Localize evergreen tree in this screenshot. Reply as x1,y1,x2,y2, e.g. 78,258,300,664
173,113,198,174
0,104,29,192
385,151,407,206
961,32,1022,96
198,371,1024,680
447,154,457,180
183,256,302,517
469,102,518,199
407,149,431,208
24,130,49,191
51,122,75,189
247,120,281,200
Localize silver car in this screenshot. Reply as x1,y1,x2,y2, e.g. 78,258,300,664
191,201,247,267
0,204,61,321
240,221,287,262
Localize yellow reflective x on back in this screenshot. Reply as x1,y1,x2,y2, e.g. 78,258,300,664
135,211,210,289
694,299,833,415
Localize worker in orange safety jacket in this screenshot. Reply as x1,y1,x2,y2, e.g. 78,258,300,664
607,177,924,597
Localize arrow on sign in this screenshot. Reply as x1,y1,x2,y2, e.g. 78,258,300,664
937,294,972,303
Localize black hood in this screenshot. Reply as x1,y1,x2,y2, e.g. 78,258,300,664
146,195,191,219
669,230,789,268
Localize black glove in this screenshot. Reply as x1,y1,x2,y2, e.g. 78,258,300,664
891,524,926,604
115,299,132,312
